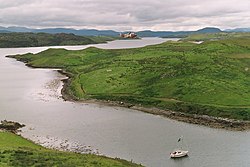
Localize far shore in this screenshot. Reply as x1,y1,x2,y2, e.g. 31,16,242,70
57,70,250,131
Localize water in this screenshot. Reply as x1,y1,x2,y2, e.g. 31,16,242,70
0,38,249,167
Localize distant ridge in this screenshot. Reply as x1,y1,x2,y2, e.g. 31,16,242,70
33,28,119,36
0,26,222,37
225,28,250,32
137,27,222,37
0,26,119,36
0,30,10,33
196,27,222,33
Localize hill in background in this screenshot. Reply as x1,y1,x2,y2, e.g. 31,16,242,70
0,26,223,37
0,32,116,48
225,28,250,32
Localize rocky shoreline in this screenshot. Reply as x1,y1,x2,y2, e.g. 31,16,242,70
0,120,101,155
58,70,250,131
23,134,101,155
67,98,250,131
130,106,250,131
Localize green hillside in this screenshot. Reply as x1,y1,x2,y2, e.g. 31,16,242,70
0,132,142,167
0,32,116,48
182,32,250,42
10,36,250,120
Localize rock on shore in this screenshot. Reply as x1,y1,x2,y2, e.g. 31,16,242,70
0,120,25,133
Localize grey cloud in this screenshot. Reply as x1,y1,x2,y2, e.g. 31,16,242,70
0,0,249,31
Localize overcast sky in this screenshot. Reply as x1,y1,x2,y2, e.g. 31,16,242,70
0,0,249,31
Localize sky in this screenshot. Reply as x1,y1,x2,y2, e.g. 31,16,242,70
0,0,250,31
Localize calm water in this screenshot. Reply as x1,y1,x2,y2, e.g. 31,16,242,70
0,38,249,167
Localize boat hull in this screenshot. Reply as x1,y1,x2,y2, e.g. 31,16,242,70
170,150,188,158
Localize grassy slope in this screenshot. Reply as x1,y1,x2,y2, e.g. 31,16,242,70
11,37,250,120
0,32,117,48
0,132,142,167
181,32,250,42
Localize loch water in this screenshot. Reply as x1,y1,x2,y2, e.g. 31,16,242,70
0,38,249,167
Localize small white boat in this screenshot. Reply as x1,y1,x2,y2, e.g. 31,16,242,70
170,137,189,158
170,150,188,158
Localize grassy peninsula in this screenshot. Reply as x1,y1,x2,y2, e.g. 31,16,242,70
9,34,250,129
0,32,116,48
0,131,142,167
181,32,250,42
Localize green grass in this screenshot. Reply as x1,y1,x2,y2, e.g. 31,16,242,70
0,132,142,167
182,32,250,42
10,35,250,120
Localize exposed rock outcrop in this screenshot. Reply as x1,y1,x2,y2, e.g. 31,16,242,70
0,120,25,133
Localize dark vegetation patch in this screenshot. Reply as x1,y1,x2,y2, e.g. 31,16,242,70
0,32,116,48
